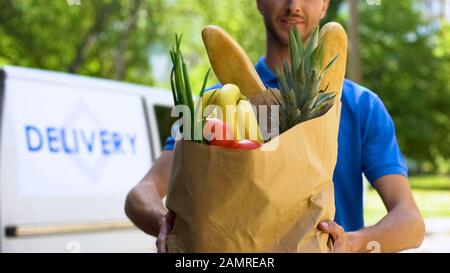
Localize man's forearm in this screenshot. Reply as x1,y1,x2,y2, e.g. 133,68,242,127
125,181,167,237
349,204,425,253
125,151,172,237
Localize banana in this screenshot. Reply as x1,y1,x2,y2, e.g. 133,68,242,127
216,84,241,118
202,25,266,99
199,89,219,118
236,100,263,143
202,90,218,109
215,84,242,140
211,84,263,142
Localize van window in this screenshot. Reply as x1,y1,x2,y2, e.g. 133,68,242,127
154,105,177,149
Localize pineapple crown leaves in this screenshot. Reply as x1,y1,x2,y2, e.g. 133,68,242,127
275,26,339,129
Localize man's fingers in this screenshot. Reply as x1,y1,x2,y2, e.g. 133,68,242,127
156,230,167,253
318,221,330,232
318,220,336,233
318,221,350,252
318,221,344,241
157,223,172,253
156,212,176,253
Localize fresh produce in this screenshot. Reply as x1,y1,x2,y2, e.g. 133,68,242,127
204,84,237,141
201,90,218,114
203,117,235,147
206,84,263,144
230,140,261,150
236,99,263,143
202,25,266,99
215,84,241,141
275,23,347,133
317,23,348,103
169,34,211,143
169,33,262,150
171,22,346,149
202,23,346,140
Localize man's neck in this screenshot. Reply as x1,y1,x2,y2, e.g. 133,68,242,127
264,31,289,74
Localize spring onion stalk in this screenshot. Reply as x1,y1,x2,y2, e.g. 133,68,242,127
170,34,211,143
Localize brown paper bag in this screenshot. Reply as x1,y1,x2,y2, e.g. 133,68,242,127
165,96,342,252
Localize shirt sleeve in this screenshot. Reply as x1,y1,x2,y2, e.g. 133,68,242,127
360,92,408,184
163,136,175,151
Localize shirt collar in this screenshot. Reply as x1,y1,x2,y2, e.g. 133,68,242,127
255,56,278,86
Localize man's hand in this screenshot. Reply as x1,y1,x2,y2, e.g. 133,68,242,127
318,175,425,253
318,220,361,253
156,211,176,253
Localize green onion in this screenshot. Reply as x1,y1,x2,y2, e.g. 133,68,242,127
169,34,211,143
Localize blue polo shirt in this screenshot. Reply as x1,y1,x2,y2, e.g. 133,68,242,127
163,56,408,232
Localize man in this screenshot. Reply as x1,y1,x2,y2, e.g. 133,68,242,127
125,0,425,253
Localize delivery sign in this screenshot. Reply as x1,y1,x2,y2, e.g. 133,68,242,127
5,74,151,197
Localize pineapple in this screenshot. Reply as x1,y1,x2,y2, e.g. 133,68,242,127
275,26,339,133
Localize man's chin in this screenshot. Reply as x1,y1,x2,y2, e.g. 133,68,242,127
271,27,288,44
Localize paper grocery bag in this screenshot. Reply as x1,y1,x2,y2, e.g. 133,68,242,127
165,96,341,252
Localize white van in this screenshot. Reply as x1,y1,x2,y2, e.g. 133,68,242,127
0,66,175,252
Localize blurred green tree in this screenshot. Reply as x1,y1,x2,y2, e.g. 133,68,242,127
357,0,450,174
0,0,166,85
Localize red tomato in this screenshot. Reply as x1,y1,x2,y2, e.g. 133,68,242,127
230,140,262,150
203,118,235,147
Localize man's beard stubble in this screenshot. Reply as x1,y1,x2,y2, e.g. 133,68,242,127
263,17,289,47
